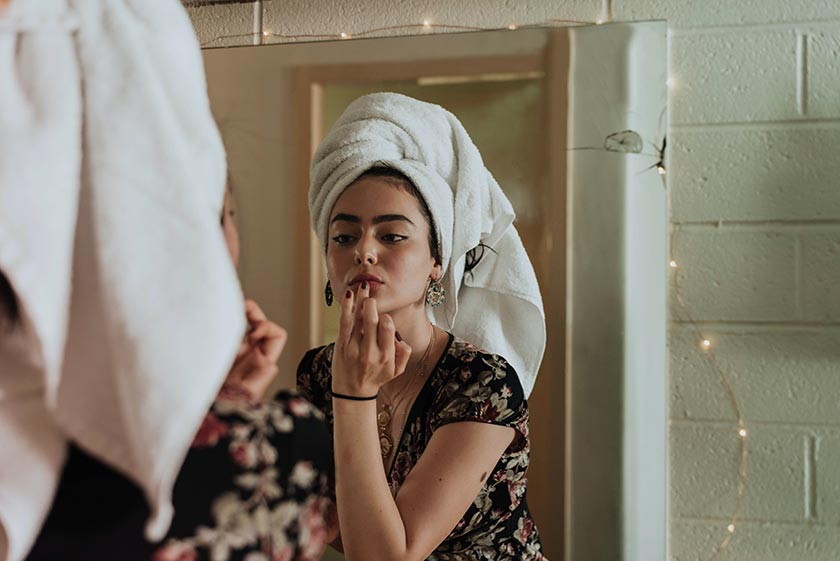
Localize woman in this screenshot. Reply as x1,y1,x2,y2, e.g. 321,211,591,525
25,187,333,561
297,93,547,561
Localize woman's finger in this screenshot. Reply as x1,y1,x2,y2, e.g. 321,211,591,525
361,297,379,361
336,288,354,348
378,313,397,375
244,299,267,323
352,283,370,340
260,325,288,364
249,320,282,343
394,339,412,377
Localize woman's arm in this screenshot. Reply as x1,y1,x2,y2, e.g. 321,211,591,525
331,286,515,561
334,405,513,561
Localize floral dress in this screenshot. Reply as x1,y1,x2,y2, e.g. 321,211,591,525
155,388,333,561
27,388,332,561
296,333,547,561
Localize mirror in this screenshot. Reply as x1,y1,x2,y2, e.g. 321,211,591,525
201,21,667,561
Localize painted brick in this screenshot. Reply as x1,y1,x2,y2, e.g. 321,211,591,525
671,328,840,423
262,0,602,40
671,424,805,521
671,520,840,561
670,230,798,321
613,0,840,28
186,4,255,48
801,231,840,321
816,430,840,525
808,29,840,119
670,128,840,222
670,31,798,125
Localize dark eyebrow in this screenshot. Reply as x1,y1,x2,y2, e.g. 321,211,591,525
331,213,359,224
330,213,415,226
373,214,415,226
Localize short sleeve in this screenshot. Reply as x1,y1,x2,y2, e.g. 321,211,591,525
433,350,529,451
293,346,329,413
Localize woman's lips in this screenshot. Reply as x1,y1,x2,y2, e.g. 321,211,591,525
349,273,383,288
349,279,383,291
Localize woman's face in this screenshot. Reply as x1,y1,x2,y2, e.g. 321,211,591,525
221,187,240,266
326,177,441,314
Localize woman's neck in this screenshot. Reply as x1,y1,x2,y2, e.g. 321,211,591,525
388,306,437,365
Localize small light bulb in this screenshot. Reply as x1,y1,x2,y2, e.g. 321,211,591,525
727,524,735,533
669,260,678,269
340,32,349,39
666,77,676,89
262,30,270,37
702,339,712,349
657,165,666,175
422,20,431,28
596,18,604,25
739,428,748,438
508,24,518,30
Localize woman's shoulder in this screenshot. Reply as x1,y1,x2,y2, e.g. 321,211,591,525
298,343,335,371
445,336,522,389
437,336,526,406
432,335,528,433
295,344,335,406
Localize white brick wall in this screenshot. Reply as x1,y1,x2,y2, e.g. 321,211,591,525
656,1,840,558
186,1,840,559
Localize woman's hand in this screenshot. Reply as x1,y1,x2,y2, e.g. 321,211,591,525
331,283,411,397
224,299,287,400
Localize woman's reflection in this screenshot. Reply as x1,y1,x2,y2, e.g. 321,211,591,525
296,92,547,560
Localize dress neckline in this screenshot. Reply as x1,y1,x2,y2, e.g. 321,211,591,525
385,331,455,479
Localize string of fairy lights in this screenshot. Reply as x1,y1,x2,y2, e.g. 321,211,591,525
662,160,748,559
195,12,750,559
199,18,603,47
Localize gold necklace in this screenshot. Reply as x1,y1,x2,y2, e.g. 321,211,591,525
377,325,436,458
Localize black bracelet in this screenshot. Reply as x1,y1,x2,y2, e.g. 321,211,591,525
330,390,378,401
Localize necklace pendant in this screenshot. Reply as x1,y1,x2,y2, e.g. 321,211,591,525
380,433,393,457
377,407,391,427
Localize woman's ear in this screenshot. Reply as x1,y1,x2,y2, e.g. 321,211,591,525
431,260,443,281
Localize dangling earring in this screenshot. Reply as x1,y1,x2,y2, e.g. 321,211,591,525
324,281,334,307
425,278,445,307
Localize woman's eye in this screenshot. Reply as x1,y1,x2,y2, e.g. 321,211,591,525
331,235,355,245
381,234,407,243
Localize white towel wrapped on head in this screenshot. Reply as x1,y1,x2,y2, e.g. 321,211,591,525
310,92,545,397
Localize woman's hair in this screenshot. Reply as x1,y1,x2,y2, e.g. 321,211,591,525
356,166,491,274
357,166,442,264
0,271,19,330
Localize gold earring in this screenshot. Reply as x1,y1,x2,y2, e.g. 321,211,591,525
425,278,445,307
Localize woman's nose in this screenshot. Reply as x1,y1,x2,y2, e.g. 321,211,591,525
354,242,377,265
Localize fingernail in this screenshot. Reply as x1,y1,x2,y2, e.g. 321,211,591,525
362,281,369,290
345,290,352,299
395,331,403,342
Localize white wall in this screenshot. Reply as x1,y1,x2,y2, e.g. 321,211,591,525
188,2,840,560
